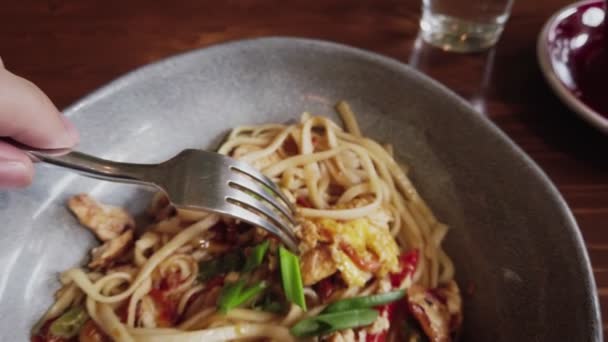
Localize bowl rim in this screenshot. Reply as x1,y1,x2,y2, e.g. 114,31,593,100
537,0,608,134
62,36,603,341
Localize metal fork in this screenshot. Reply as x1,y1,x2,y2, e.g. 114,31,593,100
6,139,299,252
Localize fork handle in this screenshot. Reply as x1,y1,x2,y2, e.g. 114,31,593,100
1,138,155,186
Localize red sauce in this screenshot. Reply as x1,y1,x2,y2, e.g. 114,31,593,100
282,136,299,156
116,303,129,324
149,289,178,326
31,317,73,342
427,288,448,305
390,249,419,287
314,277,336,301
205,275,225,289
296,196,312,208
159,270,184,291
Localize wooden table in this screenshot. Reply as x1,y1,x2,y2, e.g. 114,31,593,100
2,0,607,333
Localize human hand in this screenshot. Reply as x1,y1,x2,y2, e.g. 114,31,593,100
0,57,79,189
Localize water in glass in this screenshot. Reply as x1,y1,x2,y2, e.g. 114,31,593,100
420,0,514,52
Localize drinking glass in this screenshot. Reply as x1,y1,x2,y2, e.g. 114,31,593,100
420,0,514,52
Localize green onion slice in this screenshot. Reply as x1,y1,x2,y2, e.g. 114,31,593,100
278,246,306,310
243,240,270,272
217,280,246,313
217,280,267,313
290,309,379,337
237,281,267,305
49,306,89,338
323,289,405,313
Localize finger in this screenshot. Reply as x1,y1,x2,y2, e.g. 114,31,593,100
0,68,79,149
0,56,4,68
0,141,33,188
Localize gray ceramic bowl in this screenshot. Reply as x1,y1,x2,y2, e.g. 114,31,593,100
0,38,600,341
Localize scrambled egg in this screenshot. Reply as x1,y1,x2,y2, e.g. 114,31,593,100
319,217,400,287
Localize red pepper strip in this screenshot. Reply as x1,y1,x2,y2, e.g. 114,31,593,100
365,301,399,342
390,249,419,287
340,242,381,273
368,250,418,342
366,332,387,342
149,289,178,326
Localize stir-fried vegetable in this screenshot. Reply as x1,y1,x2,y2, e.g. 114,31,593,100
278,246,306,310
323,290,405,313
290,309,378,337
198,250,244,281
49,306,89,338
243,240,270,272
217,280,267,313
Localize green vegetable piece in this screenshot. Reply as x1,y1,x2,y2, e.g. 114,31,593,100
49,306,89,338
323,289,405,313
217,280,268,313
217,279,246,313
278,246,306,311
236,281,267,306
243,240,270,272
290,309,379,337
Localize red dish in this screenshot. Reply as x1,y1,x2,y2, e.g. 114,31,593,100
538,0,608,133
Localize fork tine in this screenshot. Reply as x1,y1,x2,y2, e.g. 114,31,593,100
225,200,299,252
227,193,298,243
229,162,296,213
228,173,297,227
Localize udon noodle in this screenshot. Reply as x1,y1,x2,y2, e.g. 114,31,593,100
33,102,462,342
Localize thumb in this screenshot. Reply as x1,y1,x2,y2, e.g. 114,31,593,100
0,141,33,188
0,67,79,149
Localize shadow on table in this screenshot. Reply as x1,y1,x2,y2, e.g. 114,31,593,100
489,38,608,170
407,30,608,170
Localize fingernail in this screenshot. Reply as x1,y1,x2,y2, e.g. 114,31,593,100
60,115,80,145
0,161,31,188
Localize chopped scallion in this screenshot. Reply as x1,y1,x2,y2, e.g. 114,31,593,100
217,280,246,313
243,240,270,272
290,309,378,337
49,306,89,338
217,280,268,313
278,246,306,310
323,289,405,313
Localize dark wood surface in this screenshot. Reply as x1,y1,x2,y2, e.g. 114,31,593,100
1,0,607,332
